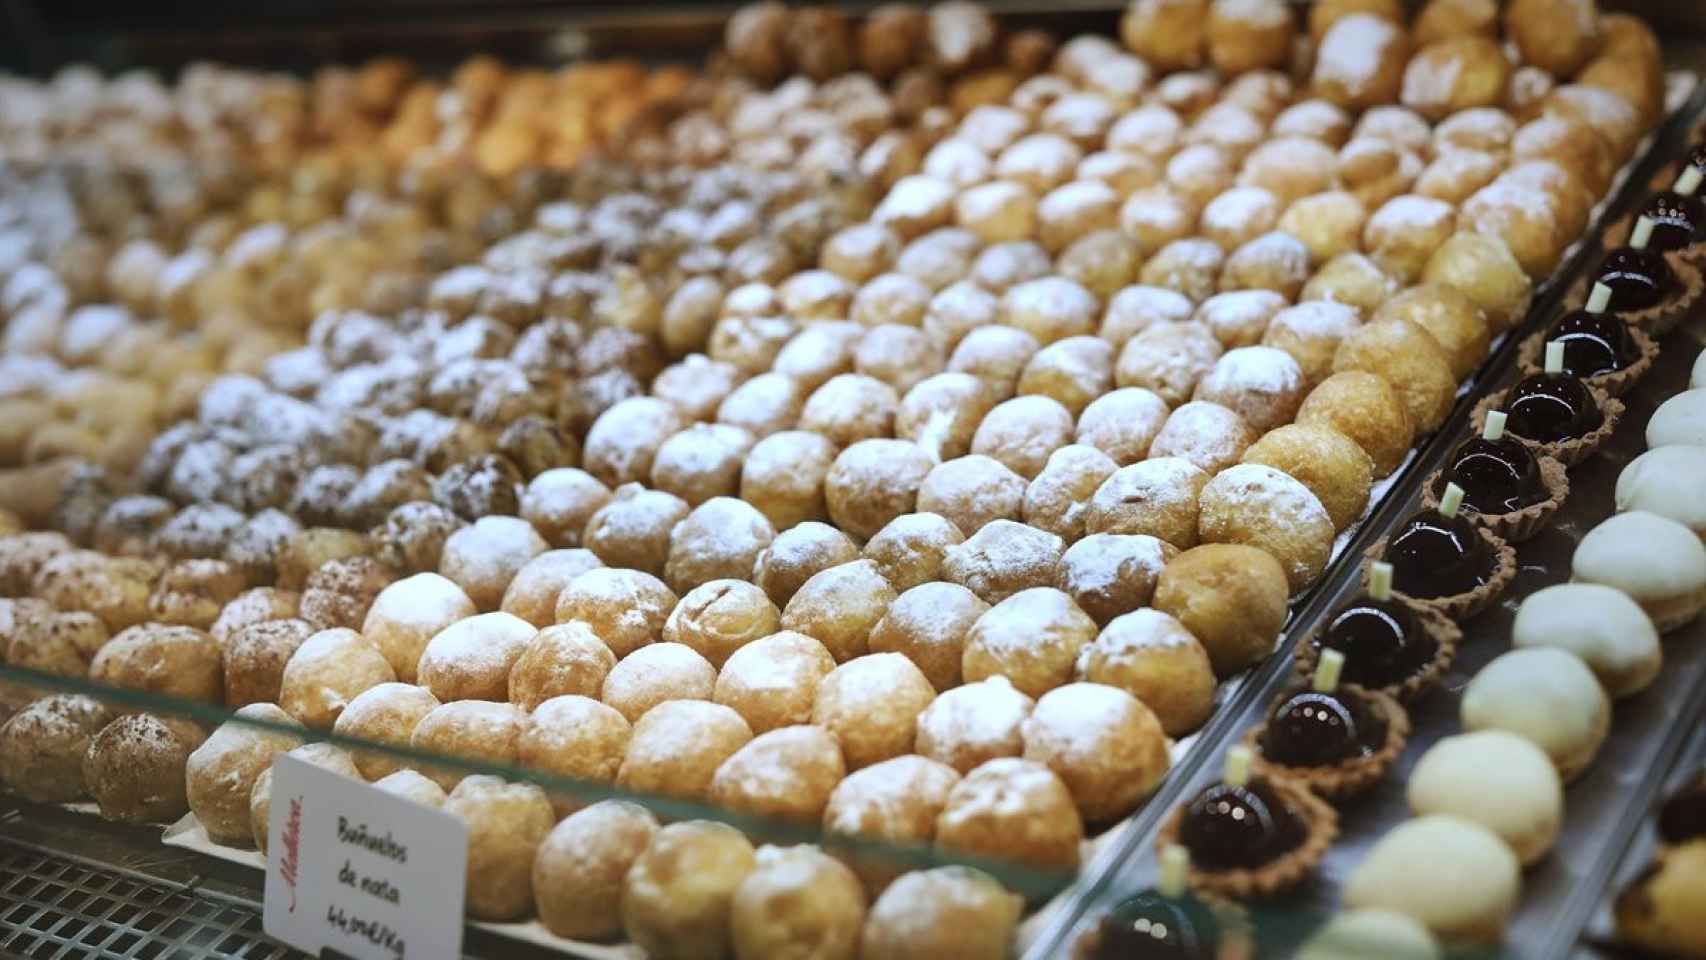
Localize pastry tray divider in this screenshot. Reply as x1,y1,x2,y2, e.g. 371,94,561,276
1023,77,1706,960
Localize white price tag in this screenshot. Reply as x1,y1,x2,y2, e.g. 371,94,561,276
263,754,469,960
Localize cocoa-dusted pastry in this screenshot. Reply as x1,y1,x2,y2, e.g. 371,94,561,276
1157,746,1335,897
1377,484,1511,613
1248,649,1408,800
1428,410,1565,541
1304,562,1456,703
1081,846,1252,960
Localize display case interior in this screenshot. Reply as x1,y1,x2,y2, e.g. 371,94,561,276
3,1,1706,958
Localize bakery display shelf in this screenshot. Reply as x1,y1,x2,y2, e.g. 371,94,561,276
1023,73,1706,960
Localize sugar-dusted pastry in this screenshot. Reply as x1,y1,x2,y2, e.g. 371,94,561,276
1057,533,1176,626
1363,195,1459,285
1374,283,1490,381
1504,0,1600,77
918,455,1027,536
859,512,962,593
1278,191,1368,264
1514,583,1660,698
1647,388,1706,450
1402,37,1508,120
415,611,534,705
961,586,1097,699
1199,463,1336,591
1120,0,1208,72
868,582,989,692
1020,336,1115,416
185,703,304,844
82,713,205,823
1262,300,1364,389
617,700,752,803
1332,318,1458,434
916,676,1033,774
1150,544,1288,679
1086,457,1211,549
1100,285,1196,349
1295,371,1415,478
554,566,676,659
1120,188,1198,257
533,801,658,940
1141,237,1229,303
1206,0,1294,74
250,743,360,853
1344,815,1519,943
940,519,1065,606
972,395,1076,480
1573,511,1706,632
823,441,931,542
623,821,756,960
331,682,440,781
601,642,717,723
898,372,997,462
1461,647,1609,781
729,845,865,960
1024,682,1171,822
741,431,837,533
813,653,936,769
936,758,1084,871
1078,607,1217,736
518,695,630,817
709,725,847,822
1312,14,1408,111
861,866,1021,960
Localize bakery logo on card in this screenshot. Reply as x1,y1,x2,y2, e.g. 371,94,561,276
278,796,303,913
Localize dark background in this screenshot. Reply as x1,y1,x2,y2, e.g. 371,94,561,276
3,1,1703,79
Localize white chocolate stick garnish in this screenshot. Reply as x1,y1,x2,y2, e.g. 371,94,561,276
1545,339,1566,375
1678,166,1703,198
1159,845,1190,898
1313,648,1346,694
1631,215,1656,251
1483,409,1508,442
1586,281,1613,314
1224,745,1254,788
1369,561,1394,602
1439,482,1466,519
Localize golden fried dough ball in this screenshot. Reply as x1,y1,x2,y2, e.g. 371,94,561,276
714,631,835,734
709,725,847,823
1312,14,1408,111
1307,0,1402,43
554,566,675,659
1278,191,1367,264
417,612,534,705
1337,137,1420,211
753,522,860,608
1373,283,1490,379
1512,115,1613,197
521,696,630,817
1299,253,1399,322
780,559,898,664
533,801,658,940
332,682,440,781
1505,0,1601,77
826,439,934,541
1023,445,1120,542
1154,543,1290,676
728,845,865,960
1415,149,1505,205
1414,0,1497,44
508,622,616,712
1402,37,1509,120
1293,371,1414,479
1080,605,1219,735
1019,336,1115,417
961,587,1097,698
446,777,556,921
601,642,717,724
935,758,1084,871
0,694,113,803
1207,0,1295,75
813,653,936,770
617,700,752,802
862,512,965,592
1023,682,1171,822
1243,423,1375,531
860,866,1021,959
664,496,775,595
1120,0,1208,72
1331,318,1459,434
1421,232,1533,336
1363,195,1459,284
90,623,223,706
623,821,756,960
185,703,303,844
82,713,205,823
742,431,838,532
1199,463,1336,591
896,372,996,462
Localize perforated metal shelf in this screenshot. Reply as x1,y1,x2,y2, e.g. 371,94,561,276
0,832,299,960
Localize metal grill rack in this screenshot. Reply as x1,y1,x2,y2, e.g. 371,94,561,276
0,834,297,960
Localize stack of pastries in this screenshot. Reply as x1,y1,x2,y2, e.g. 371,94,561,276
0,0,1673,956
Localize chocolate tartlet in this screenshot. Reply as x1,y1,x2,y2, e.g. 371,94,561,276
1589,213,1706,334
1518,286,1658,397
1369,484,1517,619
1596,243,1676,313
1641,191,1705,253
1298,562,1460,703
1248,649,1409,800
1425,411,1567,542
1078,847,1254,960
1156,748,1336,898
1480,343,1624,466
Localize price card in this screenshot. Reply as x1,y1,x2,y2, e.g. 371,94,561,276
263,754,468,960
